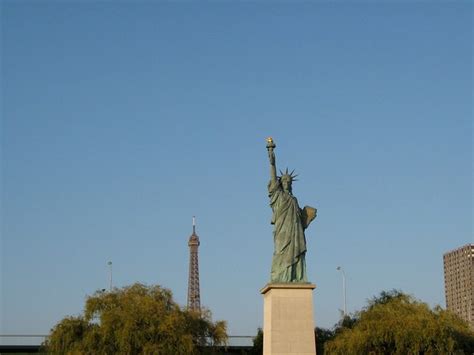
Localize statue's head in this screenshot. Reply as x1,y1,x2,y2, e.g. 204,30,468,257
279,168,298,194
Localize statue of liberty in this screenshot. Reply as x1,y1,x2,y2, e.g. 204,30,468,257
266,138,317,283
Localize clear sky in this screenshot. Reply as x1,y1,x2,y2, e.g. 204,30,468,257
1,0,472,337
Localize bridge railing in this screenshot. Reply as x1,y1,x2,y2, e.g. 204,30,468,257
0,335,47,346
224,335,254,347
0,335,254,347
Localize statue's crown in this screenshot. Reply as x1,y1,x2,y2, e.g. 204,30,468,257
279,168,298,182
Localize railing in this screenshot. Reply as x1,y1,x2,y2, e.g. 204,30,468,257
226,336,253,347
0,335,47,346
0,335,254,347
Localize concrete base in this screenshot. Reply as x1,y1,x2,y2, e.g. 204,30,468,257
261,283,317,355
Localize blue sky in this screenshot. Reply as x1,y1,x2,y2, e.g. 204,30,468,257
1,1,472,336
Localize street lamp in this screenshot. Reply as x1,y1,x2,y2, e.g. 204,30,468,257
107,261,113,291
336,266,347,317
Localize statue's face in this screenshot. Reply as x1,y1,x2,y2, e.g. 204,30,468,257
281,177,292,192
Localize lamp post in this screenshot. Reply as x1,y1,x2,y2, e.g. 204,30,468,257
107,261,113,291
336,266,347,317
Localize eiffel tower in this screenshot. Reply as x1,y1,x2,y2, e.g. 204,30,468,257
187,216,201,311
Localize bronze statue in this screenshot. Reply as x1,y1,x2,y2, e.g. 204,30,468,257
266,138,317,283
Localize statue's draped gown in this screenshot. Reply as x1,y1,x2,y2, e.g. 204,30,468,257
268,179,307,282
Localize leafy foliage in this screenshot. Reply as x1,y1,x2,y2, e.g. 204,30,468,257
315,327,335,354
325,290,474,355
249,328,264,354
43,283,227,354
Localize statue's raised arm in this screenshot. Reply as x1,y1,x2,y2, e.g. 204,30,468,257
266,137,277,182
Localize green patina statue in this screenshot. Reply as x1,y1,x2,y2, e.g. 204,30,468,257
266,137,317,283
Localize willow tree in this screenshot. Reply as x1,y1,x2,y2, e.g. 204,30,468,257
325,290,474,355
43,283,227,354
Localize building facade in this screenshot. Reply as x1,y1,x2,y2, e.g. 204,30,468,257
443,244,474,329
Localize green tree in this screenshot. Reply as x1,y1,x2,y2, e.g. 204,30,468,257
333,313,358,335
43,283,227,354
249,328,263,354
315,327,335,355
325,290,474,355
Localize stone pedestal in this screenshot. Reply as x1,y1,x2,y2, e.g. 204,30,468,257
261,283,317,355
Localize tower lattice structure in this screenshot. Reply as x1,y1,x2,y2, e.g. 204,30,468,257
187,217,201,311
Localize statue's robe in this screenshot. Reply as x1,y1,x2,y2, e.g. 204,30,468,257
268,179,309,282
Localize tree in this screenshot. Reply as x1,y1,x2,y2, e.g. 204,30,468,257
325,290,474,355
315,327,335,354
249,328,263,355
43,283,227,354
